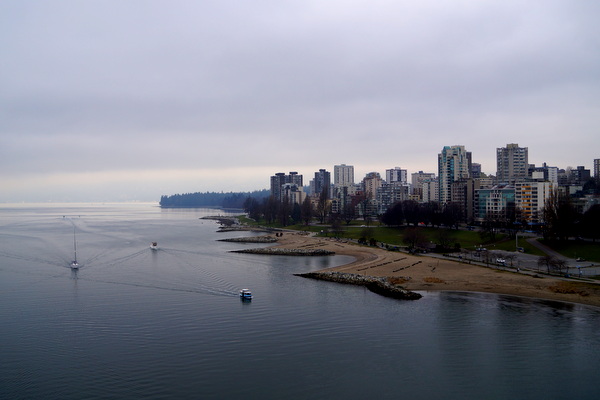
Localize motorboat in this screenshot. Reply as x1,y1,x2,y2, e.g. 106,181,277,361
150,242,158,250
239,289,252,300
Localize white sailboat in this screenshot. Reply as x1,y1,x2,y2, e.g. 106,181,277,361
70,226,79,270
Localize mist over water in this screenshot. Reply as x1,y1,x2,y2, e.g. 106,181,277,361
1,203,599,399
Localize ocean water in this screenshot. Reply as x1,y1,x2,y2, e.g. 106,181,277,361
1,203,599,399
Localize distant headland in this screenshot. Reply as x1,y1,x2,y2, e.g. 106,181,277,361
159,190,269,208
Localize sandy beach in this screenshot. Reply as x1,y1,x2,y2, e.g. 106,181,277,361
270,232,600,308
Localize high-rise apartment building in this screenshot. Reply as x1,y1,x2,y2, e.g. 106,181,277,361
385,167,407,184
497,143,528,184
362,172,383,200
451,178,481,223
438,145,471,204
570,166,591,185
334,164,354,187
376,183,409,214
594,159,600,179
411,171,436,200
471,163,482,179
422,179,439,203
281,183,306,205
270,172,303,201
515,180,553,224
529,163,558,186
312,169,331,197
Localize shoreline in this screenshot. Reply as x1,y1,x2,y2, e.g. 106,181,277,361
265,231,600,308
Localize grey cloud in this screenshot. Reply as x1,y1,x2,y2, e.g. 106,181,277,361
1,0,599,201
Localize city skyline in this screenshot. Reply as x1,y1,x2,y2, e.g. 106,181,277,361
270,144,596,191
2,1,599,202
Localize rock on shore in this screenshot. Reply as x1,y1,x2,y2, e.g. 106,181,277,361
295,271,422,301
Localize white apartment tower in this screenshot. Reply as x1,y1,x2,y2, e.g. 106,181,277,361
422,179,439,203
386,167,408,184
497,143,528,184
411,171,436,200
334,164,354,187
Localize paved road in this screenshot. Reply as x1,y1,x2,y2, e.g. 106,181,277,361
524,237,600,277
429,237,599,281
457,238,600,278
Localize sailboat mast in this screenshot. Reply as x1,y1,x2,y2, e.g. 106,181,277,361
73,225,77,263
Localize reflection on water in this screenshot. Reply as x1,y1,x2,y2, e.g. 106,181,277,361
0,204,598,400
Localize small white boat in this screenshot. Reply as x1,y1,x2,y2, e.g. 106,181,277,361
239,289,252,300
150,242,158,250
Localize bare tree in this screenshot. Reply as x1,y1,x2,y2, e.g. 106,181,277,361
301,196,313,225
537,255,557,274
553,259,568,275
461,248,472,262
504,254,517,268
435,228,456,251
542,188,579,242
330,215,344,237
403,227,428,251
316,188,330,224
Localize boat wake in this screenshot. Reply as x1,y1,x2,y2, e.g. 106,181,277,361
74,276,237,297
157,248,241,297
0,218,242,298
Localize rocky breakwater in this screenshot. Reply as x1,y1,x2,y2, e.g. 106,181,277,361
230,248,335,256
201,216,240,226
295,271,422,301
218,236,278,243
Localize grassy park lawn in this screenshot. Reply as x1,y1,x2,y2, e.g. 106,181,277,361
237,216,599,261
539,239,600,263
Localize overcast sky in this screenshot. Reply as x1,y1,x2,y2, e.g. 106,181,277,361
1,0,599,202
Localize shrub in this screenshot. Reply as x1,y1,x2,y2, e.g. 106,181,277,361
548,282,589,296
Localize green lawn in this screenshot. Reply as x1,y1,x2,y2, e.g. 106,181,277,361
539,239,600,263
236,216,598,261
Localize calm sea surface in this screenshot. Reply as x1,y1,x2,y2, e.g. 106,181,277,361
1,203,599,399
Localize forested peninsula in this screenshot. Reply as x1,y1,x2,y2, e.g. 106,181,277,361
159,190,269,208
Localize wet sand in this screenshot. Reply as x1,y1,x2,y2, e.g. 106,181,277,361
271,232,600,308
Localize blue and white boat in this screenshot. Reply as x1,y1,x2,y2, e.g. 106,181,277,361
239,289,252,300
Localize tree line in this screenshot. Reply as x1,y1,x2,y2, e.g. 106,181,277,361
543,190,600,243
160,190,270,208
206,183,599,247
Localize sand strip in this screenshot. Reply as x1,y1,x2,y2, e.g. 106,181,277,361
269,232,600,308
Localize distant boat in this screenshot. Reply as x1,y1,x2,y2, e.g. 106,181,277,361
239,289,252,300
70,226,79,270
150,242,158,250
